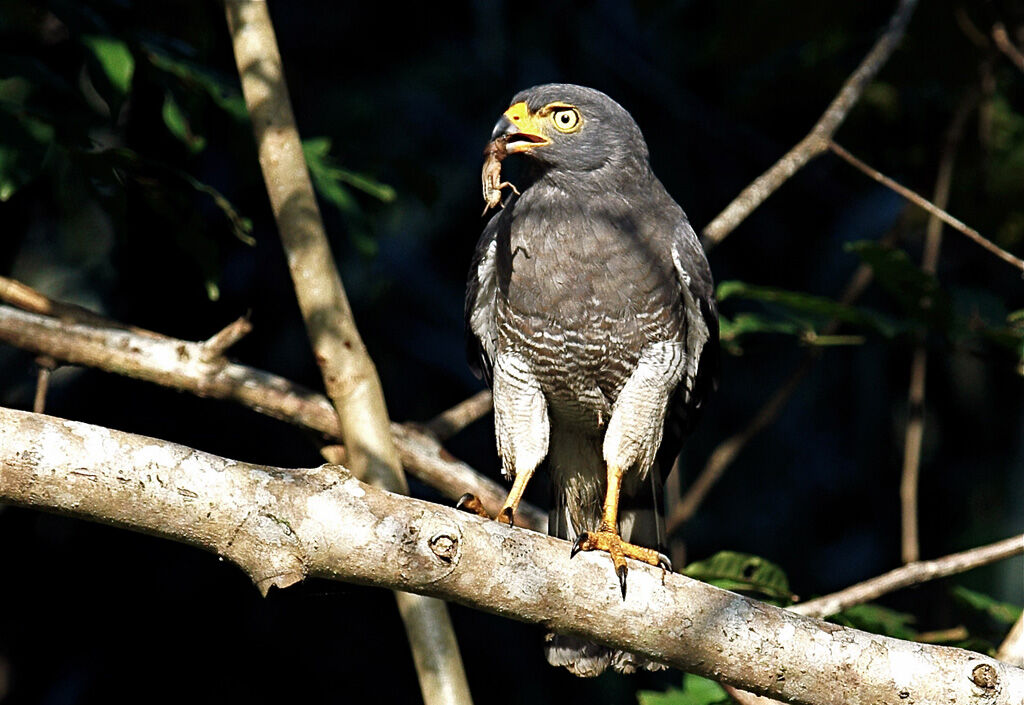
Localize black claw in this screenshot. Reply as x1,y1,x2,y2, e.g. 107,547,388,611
455,493,475,510
656,553,672,571
498,506,514,525
617,564,628,599
570,533,589,558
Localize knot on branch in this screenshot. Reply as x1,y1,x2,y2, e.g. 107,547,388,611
971,663,999,690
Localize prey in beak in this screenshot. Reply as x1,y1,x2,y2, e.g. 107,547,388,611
481,102,552,213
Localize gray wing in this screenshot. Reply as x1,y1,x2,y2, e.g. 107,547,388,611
464,214,502,386
657,216,720,472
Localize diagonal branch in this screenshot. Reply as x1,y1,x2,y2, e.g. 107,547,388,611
424,390,493,441
992,22,1024,73
0,300,544,533
791,534,1024,619
827,141,1024,273
667,251,881,534
2,406,1022,705
999,614,1024,668
701,0,918,249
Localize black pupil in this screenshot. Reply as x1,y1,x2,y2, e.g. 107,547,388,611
559,112,570,124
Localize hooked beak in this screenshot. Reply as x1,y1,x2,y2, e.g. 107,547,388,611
490,101,551,153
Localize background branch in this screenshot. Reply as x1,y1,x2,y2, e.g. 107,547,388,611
999,614,1024,668
2,406,1021,705
992,22,1024,73
701,0,918,248
827,141,1023,273
791,534,1024,619
897,93,976,564
184,4,471,701
424,390,493,441
0,296,544,531
667,251,881,535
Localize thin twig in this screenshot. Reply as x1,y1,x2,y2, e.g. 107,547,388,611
32,356,55,414
899,94,975,564
424,389,492,441
828,141,1024,273
0,296,544,530
993,22,1024,73
667,356,814,534
792,533,1024,619
668,243,883,534
701,0,919,249
706,533,1024,705
224,4,471,703
200,316,252,362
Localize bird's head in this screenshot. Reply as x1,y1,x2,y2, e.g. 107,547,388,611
488,84,649,175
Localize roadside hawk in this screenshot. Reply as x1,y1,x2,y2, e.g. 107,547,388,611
464,84,719,676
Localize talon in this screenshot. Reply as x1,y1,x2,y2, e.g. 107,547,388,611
657,553,672,571
571,533,590,558
456,493,490,518
617,564,628,599
497,506,515,526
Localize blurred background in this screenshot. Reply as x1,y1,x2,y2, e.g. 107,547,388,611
0,0,1021,703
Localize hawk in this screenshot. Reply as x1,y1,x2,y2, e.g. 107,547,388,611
463,84,719,676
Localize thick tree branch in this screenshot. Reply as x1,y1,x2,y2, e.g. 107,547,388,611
0,300,544,533
701,0,918,249
225,0,401,495
2,407,1022,705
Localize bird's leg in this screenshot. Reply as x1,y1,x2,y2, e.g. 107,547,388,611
572,463,669,598
456,465,535,526
458,352,548,527
495,466,534,525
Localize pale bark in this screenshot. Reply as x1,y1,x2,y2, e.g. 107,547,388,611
0,301,544,531
2,406,1023,705
224,4,471,702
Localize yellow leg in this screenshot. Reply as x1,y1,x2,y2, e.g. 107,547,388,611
571,464,669,598
455,466,536,527
495,466,535,526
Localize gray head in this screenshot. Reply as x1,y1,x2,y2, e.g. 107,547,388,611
489,84,650,175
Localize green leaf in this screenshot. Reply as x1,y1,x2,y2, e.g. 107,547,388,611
845,241,950,326
951,586,1023,625
302,137,396,202
682,551,795,603
0,106,54,200
717,280,903,338
82,35,134,95
144,47,248,123
638,674,730,705
832,604,918,640
161,92,206,153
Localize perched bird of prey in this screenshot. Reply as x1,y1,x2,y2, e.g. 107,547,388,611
463,84,719,676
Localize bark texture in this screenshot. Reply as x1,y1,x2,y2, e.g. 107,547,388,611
2,407,1022,705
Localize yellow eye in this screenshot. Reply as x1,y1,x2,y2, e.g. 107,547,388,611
550,107,581,133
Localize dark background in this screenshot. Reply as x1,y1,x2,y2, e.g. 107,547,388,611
0,1,1021,703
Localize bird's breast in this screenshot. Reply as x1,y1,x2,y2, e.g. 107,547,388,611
493,197,684,430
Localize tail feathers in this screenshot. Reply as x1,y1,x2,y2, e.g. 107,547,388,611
546,457,671,677
544,634,668,677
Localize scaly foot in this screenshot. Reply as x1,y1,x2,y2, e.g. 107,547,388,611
456,493,515,525
571,527,670,598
